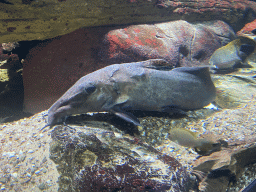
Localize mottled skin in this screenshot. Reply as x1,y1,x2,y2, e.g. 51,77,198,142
48,59,216,126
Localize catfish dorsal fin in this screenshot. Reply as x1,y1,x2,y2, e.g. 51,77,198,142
172,66,212,82
141,59,173,70
171,66,210,74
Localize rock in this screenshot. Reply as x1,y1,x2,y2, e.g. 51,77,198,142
0,45,24,121
0,111,196,192
184,96,256,192
212,68,256,108
22,27,110,114
0,112,59,192
237,19,256,36
229,163,256,191
1,0,256,43
50,125,193,192
100,20,236,67
192,139,256,192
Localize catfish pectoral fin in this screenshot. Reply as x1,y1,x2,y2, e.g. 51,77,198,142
110,110,141,126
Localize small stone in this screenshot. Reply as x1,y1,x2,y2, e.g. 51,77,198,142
30,168,36,174
28,149,34,153
11,173,18,178
19,155,26,162
8,152,16,158
38,182,49,190
0,177,7,184
35,170,40,174
42,168,47,173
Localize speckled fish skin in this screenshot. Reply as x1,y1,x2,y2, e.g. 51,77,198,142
48,59,216,126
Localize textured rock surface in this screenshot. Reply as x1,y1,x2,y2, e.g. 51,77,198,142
50,126,193,192
100,20,236,67
0,112,59,191
212,68,256,108
189,99,256,192
1,0,256,43
237,19,256,36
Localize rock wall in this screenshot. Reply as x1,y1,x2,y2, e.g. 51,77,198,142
1,0,256,42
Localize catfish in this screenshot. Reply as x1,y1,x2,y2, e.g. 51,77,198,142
47,59,216,127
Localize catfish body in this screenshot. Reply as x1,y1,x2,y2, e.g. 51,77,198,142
48,59,216,126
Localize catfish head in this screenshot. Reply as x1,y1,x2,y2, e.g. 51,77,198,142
47,76,117,127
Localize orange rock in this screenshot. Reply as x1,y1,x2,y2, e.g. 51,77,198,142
237,19,256,36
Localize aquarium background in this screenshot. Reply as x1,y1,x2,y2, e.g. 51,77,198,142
0,0,256,191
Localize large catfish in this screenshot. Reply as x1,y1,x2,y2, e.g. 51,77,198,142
47,59,216,127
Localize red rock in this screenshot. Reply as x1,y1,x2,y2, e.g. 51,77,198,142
23,28,110,114
100,20,236,67
237,19,256,36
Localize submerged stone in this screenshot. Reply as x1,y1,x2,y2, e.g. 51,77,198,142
50,125,194,192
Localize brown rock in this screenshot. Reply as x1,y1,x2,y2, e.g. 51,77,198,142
192,139,256,192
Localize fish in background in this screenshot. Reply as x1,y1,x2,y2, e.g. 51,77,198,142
46,59,216,128
209,36,255,71
168,128,221,155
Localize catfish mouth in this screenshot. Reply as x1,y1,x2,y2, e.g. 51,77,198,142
48,104,73,126
48,98,91,126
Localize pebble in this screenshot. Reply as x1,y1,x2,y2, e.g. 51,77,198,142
35,170,40,174
28,149,34,153
11,173,17,178
38,182,49,190
6,152,15,158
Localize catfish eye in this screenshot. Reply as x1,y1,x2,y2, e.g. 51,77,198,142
85,85,96,94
